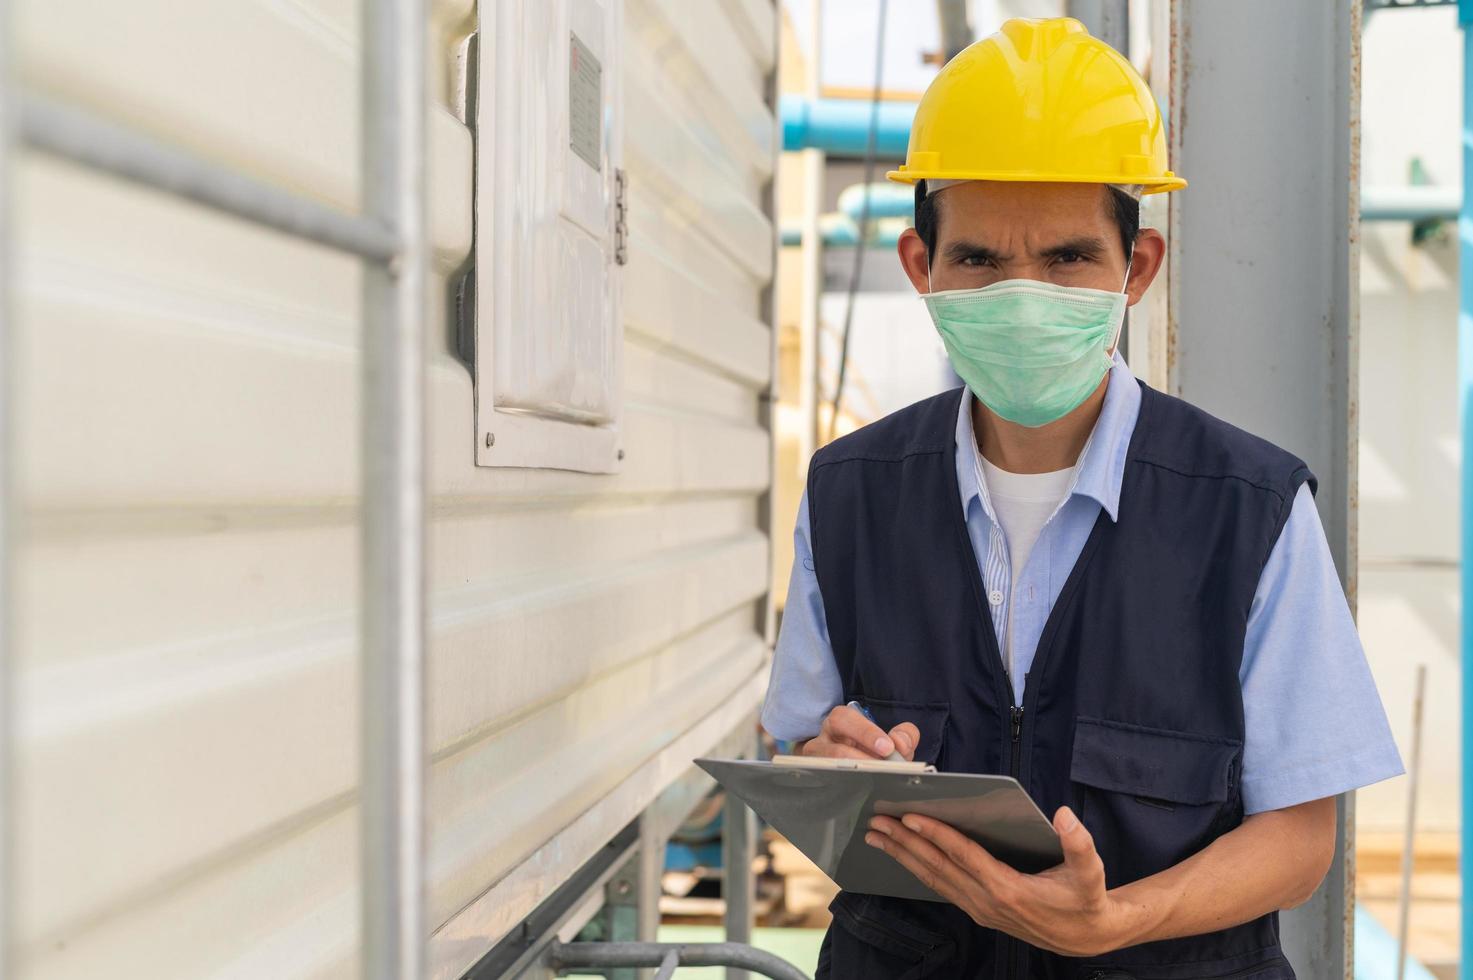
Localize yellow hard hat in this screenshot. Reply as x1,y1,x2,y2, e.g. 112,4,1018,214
888,17,1185,194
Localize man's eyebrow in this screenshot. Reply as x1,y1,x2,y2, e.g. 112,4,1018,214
1039,236,1108,259
943,240,1009,263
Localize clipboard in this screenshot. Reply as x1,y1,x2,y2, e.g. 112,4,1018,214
697,756,1063,903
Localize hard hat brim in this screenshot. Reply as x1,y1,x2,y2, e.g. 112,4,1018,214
885,168,1187,194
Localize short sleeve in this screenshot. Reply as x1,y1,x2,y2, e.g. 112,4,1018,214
1238,483,1404,814
759,489,844,741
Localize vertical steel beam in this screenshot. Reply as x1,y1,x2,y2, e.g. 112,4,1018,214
601,858,641,980
935,0,972,63
798,0,824,464
360,0,427,976
1066,0,1128,54
1458,6,1473,978
758,0,782,649
636,814,664,980
0,0,13,973
723,726,758,980
1160,1,1360,976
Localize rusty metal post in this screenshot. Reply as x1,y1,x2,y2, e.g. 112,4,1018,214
0,0,12,971
1157,1,1361,975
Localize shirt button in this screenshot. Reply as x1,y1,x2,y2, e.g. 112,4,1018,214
988,590,1004,606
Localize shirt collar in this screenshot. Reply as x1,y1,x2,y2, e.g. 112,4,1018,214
954,351,1141,523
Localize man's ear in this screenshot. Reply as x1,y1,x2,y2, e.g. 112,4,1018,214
1124,228,1166,306
898,228,932,295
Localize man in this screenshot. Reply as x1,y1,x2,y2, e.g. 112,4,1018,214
761,17,1403,979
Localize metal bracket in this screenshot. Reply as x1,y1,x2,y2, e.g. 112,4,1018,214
464,823,640,979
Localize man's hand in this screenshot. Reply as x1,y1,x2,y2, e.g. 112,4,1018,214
796,704,920,762
865,806,1123,958
865,796,1338,956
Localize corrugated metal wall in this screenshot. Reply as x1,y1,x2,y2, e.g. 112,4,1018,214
10,0,776,976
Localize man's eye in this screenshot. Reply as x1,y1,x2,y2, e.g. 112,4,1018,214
1055,252,1085,264
960,255,992,267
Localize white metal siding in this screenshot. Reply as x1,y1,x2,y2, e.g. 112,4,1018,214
11,0,775,976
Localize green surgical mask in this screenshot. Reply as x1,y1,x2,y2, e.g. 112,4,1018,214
922,273,1129,428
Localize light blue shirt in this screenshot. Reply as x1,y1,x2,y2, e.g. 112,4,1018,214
761,354,1404,815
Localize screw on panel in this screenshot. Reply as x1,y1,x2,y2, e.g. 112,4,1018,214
617,449,625,461
485,432,495,447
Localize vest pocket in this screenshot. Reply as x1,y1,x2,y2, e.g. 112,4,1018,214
825,891,956,979
1069,717,1242,888
854,698,950,765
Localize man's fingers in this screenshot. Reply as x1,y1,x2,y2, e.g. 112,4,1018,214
888,722,920,761
808,739,885,761
867,831,959,902
865,823,968,905
821,705,893,757
871,815,989,904
902,813,1013,885
1053,806,1105,885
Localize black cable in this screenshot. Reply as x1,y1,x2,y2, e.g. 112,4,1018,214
827,0,889,443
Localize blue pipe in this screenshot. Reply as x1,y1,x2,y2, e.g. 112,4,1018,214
779,94,916,157
836,182,915,220
780,216,904,248
1363,186,1461,222
1353,906,1437,980
1460,5,1473,980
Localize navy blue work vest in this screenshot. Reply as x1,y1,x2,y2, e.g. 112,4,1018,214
807,381,1314,980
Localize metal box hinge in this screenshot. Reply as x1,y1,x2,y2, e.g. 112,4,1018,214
614,167,629,265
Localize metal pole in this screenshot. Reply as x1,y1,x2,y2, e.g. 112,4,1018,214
1067,0,1129,54
758,7,782,650
16,95,398,262
1459,8,1473,980
360,0,427,976
0,0,14,972
797,0,823,463
1395,664,1426,980
549,942,810,980
723,729,758,980
1161,1,1360,974
935,0,972,63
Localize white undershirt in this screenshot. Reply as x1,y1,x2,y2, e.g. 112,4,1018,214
977,456,1076,683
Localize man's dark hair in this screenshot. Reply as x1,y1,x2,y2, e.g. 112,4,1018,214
912,179,1140,266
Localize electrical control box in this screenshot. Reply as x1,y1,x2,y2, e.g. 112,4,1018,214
474,0,623,471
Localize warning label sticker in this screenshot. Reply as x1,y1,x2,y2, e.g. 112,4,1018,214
569,32,602,172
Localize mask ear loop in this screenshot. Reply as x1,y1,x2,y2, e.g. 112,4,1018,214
1109,250,1135,353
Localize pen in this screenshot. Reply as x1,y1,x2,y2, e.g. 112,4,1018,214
846,699,908,762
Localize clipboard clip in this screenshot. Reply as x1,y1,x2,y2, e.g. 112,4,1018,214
770,754,937,774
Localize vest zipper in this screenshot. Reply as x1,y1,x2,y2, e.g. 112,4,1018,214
1009,705,1024,776
1006,704,1024,980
